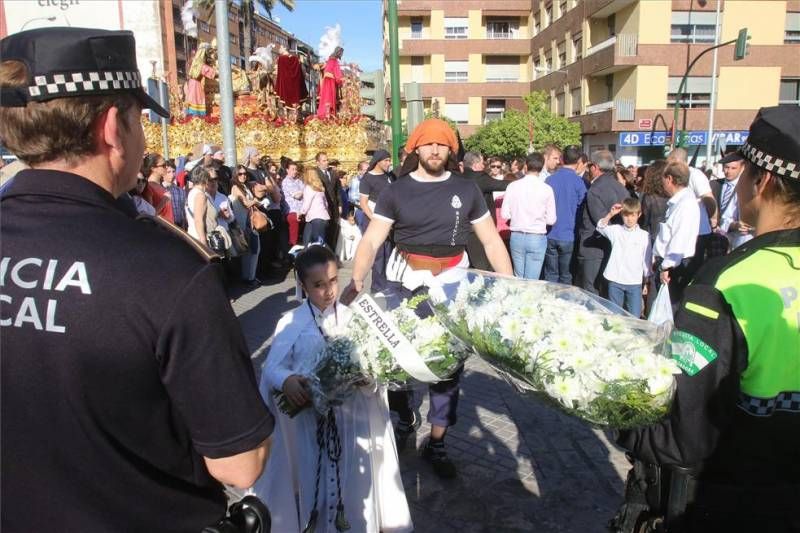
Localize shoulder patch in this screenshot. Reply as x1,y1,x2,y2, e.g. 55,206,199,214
670,329,718,376
136,214,220,263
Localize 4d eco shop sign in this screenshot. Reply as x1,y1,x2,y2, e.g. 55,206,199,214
618,130,749,147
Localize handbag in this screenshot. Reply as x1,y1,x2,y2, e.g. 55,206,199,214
249,206,270,233
207,228,229,256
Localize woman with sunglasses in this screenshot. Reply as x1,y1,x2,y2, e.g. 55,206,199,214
129,172,156,216
230,164,262,287
140,153,174,223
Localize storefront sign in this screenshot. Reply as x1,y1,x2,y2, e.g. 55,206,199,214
638,118,652,130
618,130,749,147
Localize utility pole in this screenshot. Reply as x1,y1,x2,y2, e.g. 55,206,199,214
705,0,722,166
215,0,237,166
388,0,402,167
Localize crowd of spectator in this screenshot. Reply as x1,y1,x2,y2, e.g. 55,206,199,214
465,143,749,319
129,145,372,289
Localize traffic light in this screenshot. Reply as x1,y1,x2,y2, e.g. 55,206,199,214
734,28,750,60
360,70,385,122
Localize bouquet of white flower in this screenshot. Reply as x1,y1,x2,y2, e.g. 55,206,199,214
274,295,472,417
428,269,680,429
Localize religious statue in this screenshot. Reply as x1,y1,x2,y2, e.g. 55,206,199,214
316,46,344,119
275,45,309,123
185,41,217,117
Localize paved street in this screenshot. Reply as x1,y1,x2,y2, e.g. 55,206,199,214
231,264,629,533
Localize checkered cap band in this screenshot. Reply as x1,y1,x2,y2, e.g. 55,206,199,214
27,70,142,99
739,391,800,416
741,142,800,181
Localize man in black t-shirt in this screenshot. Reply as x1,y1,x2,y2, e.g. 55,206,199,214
342,119,512,479
0,28,273,532
359,149,394,294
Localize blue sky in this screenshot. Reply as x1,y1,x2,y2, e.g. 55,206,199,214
269,0,384,71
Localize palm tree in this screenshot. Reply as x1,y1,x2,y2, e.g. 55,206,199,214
195,0,295,69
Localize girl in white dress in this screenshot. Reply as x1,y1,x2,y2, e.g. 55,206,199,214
253,245,412,533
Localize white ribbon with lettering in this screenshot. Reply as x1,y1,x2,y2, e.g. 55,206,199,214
350,293,442,383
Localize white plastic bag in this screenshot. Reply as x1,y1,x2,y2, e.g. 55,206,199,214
648,284,674,326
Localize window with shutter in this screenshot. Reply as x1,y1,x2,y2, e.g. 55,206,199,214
444,18,469,39
445,61,469,83
485,57,520,82
445,103,470,124
786,13,800,43
667,76,712,108
485,99,506,123
670,11,717,43
779,78,800,106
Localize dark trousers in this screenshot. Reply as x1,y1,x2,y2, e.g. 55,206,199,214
543,238,574,284
686,234,710,283
370,239,393,294
266,209,288,260
385,282,463,428
579,255,605,295
655,257,693,304
355,208,368,235
303,218,328,245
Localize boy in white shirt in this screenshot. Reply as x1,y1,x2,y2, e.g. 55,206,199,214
596,197,652,317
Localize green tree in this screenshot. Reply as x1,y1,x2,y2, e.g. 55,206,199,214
196,0,295,69
464,91,581,158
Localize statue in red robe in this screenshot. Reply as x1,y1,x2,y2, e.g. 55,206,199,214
275,47,309,109
316,46,344,119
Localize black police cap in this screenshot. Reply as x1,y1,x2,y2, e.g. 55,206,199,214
0,26,169,118
739,106,800,181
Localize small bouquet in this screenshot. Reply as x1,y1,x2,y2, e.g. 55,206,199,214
274,295,472,417
428,269,680,429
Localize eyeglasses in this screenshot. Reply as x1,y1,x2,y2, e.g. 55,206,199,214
237,172,248,176
490,165,502,169
153,163,166,168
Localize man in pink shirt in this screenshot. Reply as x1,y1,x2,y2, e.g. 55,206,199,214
501,152,557,279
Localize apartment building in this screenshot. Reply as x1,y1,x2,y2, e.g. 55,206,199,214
386,0,535,136
384,0,800,164
533,0,800,164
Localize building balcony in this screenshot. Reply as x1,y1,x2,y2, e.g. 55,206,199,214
583,33,638,77
396,0,532,16
576,97,635,132
416,81,532,99
586,0,636,19
400,38,532,56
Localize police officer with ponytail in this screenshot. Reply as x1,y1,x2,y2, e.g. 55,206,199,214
611,106,800,532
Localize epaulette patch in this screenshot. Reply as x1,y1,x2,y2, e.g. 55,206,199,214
669,329,718,376
136,214,221,263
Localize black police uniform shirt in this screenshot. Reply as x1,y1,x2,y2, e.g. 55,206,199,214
359,170,394,204
0,170,275,532
373,171,489,257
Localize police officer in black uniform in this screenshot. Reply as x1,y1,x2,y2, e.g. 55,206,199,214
0,28,274,532
610,107,800,533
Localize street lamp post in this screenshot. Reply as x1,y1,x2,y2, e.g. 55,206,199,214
214,0,237,166
387,0,402,167
705,0,722,166
670,34,742,150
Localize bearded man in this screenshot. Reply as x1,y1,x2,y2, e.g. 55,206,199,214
341,119,512,478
